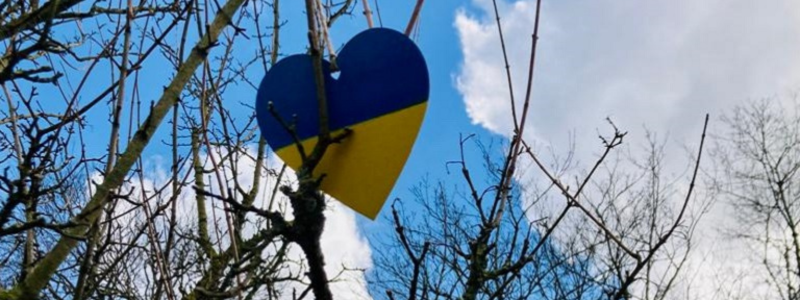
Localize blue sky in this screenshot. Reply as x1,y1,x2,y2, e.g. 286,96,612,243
453,1,800,299
26,0,800,298
69,2,504,296
54,0,800,218
307,0,800,298
70,0,491,201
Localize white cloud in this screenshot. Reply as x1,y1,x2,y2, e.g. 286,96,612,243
455,0,800,298
318,201,373,299
456,0,800,150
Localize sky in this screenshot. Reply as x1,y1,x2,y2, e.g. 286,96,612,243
37,1,484,297
208,0,800,298
52,0,800,298
452,0,800,298
265,0,800,298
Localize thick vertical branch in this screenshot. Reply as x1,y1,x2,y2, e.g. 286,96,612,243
192,129,214,257
304,0,329,145
288,191,332,300
277,2,342,300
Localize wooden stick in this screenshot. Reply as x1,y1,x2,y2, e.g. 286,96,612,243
404,0,424,36
360,0,374,28
315,0,336,57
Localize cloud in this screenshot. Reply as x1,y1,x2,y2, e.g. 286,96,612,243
455,0,800,298
456,0,800,149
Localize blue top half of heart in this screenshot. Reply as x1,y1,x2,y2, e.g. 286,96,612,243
256,28,430,151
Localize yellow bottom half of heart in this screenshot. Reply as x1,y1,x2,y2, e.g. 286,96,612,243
274,102,427,219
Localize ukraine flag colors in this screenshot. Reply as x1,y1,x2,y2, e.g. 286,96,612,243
256,28,429,219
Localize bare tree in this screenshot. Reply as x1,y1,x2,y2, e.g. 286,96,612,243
0,0,374,298
0,0,716,298
710,97,800,300
373,120,709,300
565,130,712,300
371,0,711,299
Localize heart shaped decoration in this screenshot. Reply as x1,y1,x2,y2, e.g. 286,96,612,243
256,28,429,219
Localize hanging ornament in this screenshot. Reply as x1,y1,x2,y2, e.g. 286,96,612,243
256,28,429,219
